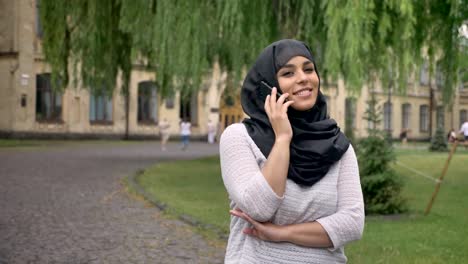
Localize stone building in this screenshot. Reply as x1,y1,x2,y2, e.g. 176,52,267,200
1,0,467,141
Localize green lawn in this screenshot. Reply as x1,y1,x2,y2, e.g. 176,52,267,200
134,157,231,237
134,148,468,263
349,147,468,263
0,139,54,148
0,139,144,148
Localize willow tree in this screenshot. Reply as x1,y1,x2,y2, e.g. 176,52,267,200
41,0,467,107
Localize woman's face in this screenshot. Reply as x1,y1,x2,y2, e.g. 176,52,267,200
276,56,319,111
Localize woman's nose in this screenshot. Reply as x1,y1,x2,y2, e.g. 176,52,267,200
296,70,308,83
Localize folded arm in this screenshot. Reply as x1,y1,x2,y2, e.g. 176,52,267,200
230,146,364,249
220,125,286,222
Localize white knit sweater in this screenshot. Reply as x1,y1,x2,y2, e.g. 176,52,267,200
220,123,364,264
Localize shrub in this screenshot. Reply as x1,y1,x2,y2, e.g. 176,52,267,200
429,127,448,152
357,135,395,176
360,170,407,214
357,135,407,215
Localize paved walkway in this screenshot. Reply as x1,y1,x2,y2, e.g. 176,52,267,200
0,141,225,263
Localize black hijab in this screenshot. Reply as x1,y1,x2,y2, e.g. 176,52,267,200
241,39,350,186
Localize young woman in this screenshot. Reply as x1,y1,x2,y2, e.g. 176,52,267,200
158,118,171,151
220,39,364,263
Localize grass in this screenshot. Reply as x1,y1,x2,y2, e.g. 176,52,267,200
0,139,55,148
348,147,468,263
0,139,146,148
133,147,468,263
134,156,230,240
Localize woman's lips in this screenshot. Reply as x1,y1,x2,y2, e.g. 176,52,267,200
293,89,312,97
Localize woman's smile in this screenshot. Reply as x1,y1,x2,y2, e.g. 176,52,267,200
292,88,313,97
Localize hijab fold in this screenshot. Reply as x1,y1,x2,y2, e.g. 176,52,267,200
241,39,350,186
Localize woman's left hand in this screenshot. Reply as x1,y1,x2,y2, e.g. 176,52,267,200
230,209,287,242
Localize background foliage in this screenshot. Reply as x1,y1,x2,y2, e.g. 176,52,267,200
429,127,449,152
40,0,467,100
357,91,406,214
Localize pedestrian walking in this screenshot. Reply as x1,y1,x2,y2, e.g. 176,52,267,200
180,119,191,150
158,118,171,151
207,119,216,144
460,119,468,148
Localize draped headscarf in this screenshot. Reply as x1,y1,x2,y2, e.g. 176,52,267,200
241,39,350,186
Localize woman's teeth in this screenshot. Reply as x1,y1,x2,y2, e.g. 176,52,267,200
295,89,312,96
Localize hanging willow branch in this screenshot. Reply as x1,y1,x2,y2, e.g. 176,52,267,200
40,0,467,102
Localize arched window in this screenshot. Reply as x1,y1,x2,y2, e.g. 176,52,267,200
419,60,429,85
36,73,62,122
384,102,393,131
436,106,445,129
138,81,158,124
419,105,429,132
401,103,411,130
179,92,198,125
345,98,356,129
459,110,467,129
89,91,113,123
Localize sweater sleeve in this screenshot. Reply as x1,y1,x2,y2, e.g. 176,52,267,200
220,124,284,222
316,145,365,250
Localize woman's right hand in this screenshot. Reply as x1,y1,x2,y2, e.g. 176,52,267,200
264,88,294,142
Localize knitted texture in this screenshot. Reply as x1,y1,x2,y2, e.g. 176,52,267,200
220,123,364,264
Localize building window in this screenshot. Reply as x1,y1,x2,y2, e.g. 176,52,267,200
36,0,43,38
35,73,62,122
165,96,175,109
460,110,467,128
345,98,356,129
383,102,392,131
436,63,444,90
420,105,429,132
402,103,411,130
420,60,429,85
436,106,445,129
89,93,113,123
179,93,198,125
137,81,158,124
224,115,229,129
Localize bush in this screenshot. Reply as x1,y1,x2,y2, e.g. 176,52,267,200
357,136,395,176
360,170,407,214
357,135,407,215
429,127,448,152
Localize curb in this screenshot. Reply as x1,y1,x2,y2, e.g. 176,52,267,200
126,169,229,240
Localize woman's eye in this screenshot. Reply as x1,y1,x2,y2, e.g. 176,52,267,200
305,68,315,73
281,71,293,77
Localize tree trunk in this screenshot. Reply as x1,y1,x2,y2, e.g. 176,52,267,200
125,92,129,140
429,84,434,138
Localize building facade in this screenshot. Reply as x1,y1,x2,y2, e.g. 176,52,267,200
1,0,467,141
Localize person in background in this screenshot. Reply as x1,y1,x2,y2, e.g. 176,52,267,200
180,118,191,150
399,128,408,145
158,118,171,151
219,39,364,263
447,128,457,143
460,119,468,149
207,119,217,144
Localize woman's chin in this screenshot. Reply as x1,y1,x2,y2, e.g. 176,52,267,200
290,100,317,112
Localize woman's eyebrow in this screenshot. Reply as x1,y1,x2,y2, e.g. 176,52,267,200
280,64,295,69
281,61,313,69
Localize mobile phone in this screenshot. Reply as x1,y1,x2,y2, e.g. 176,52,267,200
259,81,287,101
260,81,277,93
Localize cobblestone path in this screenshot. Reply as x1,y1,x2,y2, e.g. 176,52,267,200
0,142,225,263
